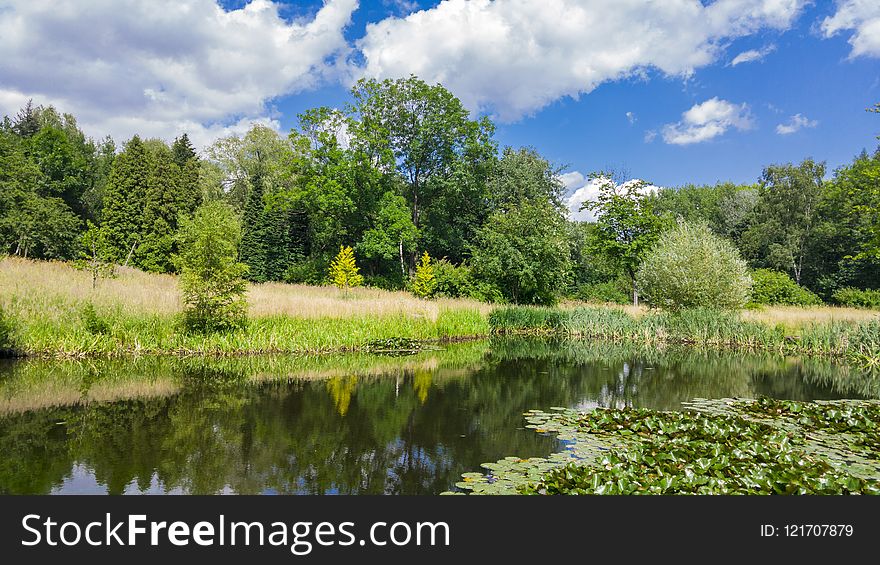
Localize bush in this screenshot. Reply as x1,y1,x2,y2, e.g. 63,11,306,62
576,280,630,304
433,258,472,298
750,269,822,306
636,223,752,310
79,302,111,335
284,257,327,286
832,287,880,309
328,245,364,290
176,202,249,333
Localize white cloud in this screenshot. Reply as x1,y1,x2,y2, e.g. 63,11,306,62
626,111,636,124
355,0,805,121
662,97,753,145
644,130,658,143
562,172,659,222
730,44,776,65
776,113,818,135
822,0,880,58
0,0,358,148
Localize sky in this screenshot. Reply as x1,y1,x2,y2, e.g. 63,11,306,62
1,0,879,211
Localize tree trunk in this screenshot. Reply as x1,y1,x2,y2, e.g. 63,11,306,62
399,239,406,278
632,279,639,307
123,239,138,268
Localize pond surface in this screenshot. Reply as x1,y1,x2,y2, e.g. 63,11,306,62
1,338,877,494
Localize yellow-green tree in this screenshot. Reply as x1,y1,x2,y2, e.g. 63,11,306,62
328,245,364,290
411,251,437,298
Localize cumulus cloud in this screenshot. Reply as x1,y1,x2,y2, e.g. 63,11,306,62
355,0,805,121
562,171,659,222
730,44,776,65
776,113,818,135
0,0,358,148
662,97,753,145
822,0,880,58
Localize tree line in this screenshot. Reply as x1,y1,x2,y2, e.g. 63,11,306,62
1,77,878,307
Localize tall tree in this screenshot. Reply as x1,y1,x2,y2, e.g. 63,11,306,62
11,99,40,138
741,159,825,284
100,136,150,264
582,175,670,306
172,134,201,216
137,145,180,273
239,170,268,282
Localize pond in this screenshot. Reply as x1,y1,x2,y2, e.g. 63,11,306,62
1,338,877,495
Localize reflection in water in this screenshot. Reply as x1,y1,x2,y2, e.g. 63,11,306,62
0,338,876,495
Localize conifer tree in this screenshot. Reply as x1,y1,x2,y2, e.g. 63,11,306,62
411,251,437,298
239,171,268,281
172,134,201,215
329,245,364,290
137,147,180,273
100,136,149,264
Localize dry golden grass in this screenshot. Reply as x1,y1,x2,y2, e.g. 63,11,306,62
0,256,490,320
742,305,880,328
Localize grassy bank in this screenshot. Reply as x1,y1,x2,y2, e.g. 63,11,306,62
489,305,880,367
0,257,490,357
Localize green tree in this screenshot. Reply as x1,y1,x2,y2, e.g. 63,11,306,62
172,134,201,216
239,170,268,281
358,192,419,278
741,159,825,284
582,175,671,306
470,199,570,305
328,245,364,290
411,252,437,298
489,146,565,212
100,136,150,265
137,144,180,273
176,201,248,333
636,222,753,310
78,221,115,288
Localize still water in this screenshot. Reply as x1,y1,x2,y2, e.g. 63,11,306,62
0,338,876,494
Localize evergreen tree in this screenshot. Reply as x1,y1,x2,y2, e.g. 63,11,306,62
328,245,364,290
137,146,180,273
411,252,437,298
172,134,201,216
12,100,40,138
100,136,149,264
239,171,268,281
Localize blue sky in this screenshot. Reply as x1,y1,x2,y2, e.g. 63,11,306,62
2,0,878,193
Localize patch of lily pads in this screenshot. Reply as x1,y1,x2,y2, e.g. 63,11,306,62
447,399,880,495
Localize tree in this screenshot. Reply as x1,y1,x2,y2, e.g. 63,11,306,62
328,245,364,290
100,136,150,265
176,201,248,333
172,134,201,216
488,146,565,212
470,199,571,305
137,145,180,273
358,191,418,278
347,76,495,265
741,159,824,284
582,175,670,306
78,221,115,288
411,252,437,298
239,170,268,281
636,222,752,310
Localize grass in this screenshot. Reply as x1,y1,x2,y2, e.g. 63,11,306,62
0,256,490,357
490,305,880,367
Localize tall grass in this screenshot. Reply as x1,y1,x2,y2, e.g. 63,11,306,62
490,305,880,366
0,257,490,357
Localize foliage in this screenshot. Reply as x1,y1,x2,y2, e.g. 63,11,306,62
582,175,671,305
76,221,115,288
410,251,437,298
521,406,878,495
832,287,880,310
0,305,15,351
79,302,111,335
284,257,328,286
470,199,571,305
328,245,364,290
750,269,823,306
176,202,248,333
636,222,752,310
357,191,418,277
741,159,825,284
575,280,630,304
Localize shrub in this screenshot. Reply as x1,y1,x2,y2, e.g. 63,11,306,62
328,245,364,290
750,269,822,306
176,201,249,333
284,257,327,286
410,252,437,298
636,223,752,310
576,280,630,304
80,302,111,335
433,258,473,298
832,287,880,309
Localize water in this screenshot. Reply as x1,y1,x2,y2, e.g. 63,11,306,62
1,338,876,495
